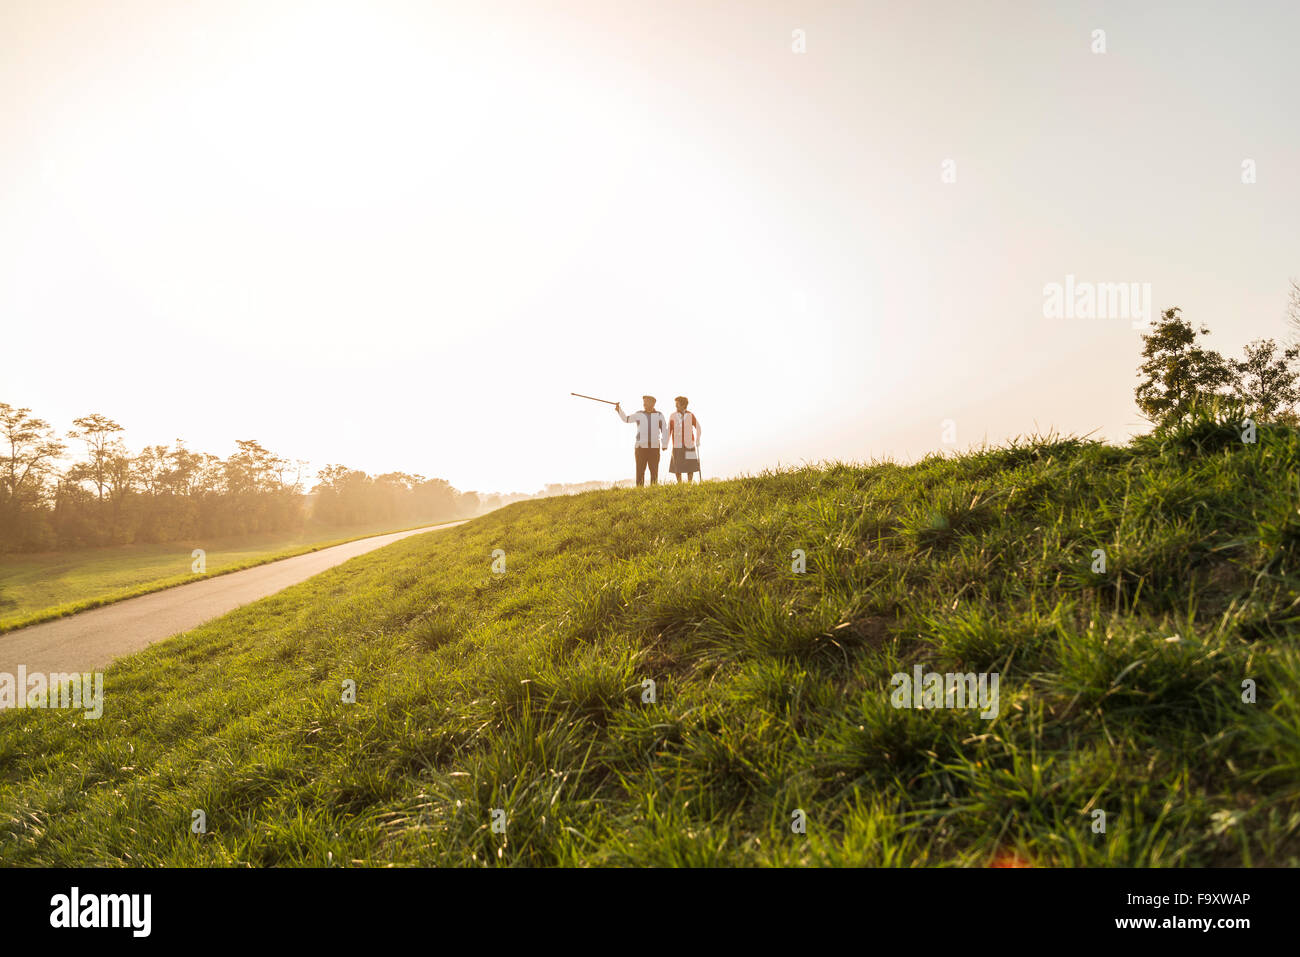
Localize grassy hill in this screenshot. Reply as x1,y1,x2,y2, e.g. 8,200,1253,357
2,412,1298,866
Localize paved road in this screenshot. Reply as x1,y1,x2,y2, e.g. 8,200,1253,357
0,523,465,675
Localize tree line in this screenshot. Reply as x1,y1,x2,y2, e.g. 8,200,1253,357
0,408,483,553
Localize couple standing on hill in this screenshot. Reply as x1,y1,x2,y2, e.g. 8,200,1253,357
615,395,701,486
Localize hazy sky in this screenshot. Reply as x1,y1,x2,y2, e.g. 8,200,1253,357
3,0,1298,492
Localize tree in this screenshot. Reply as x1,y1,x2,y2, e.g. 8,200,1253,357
103,447,135,541
169,441,218,498
0,403,65,546
1232,338,1300,422
1,403,64,506
313,465,376,525
134,445,171,498
1135,308,1235,426
68,413,125,501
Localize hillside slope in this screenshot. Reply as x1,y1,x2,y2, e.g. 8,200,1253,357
2,417,1299,866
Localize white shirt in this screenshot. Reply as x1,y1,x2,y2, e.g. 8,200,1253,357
618,408,668,449
668,410,701,450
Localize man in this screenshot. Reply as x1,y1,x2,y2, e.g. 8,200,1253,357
614,395,668,486
667,395,702,483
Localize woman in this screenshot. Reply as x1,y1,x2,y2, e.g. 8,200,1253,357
667,396,702,483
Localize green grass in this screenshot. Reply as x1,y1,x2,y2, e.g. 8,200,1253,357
0,519,458,633
2,410,1299,866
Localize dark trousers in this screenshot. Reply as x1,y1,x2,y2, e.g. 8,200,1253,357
635,447,661,486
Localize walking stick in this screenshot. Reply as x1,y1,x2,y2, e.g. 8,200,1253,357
570,392,620,406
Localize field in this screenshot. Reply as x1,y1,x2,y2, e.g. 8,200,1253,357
0,519,454,632
1,411,1298,865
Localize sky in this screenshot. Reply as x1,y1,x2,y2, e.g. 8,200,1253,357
2,0,1298,493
